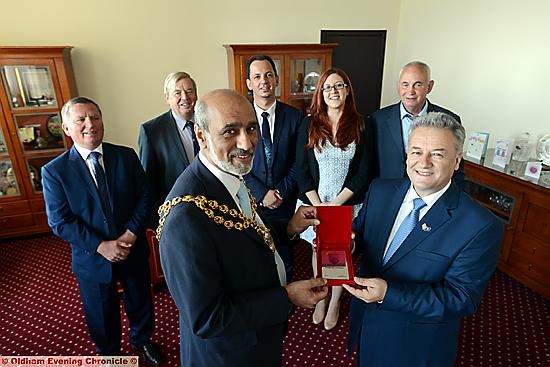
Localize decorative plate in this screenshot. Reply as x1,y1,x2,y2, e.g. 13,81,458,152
303,71,320,93
47,115,63,138
536,134,550,166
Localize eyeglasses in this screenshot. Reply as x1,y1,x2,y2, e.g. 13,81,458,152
321,82,347,92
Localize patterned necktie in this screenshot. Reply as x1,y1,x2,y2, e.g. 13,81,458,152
383,197,426,265
261,112,273,187
88,152,115,230
236,180,253,218
185,121,200,156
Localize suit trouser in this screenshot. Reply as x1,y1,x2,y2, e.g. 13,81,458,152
76,262,155,354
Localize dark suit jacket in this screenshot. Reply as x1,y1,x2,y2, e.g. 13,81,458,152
138,110,191,225
370,101,462,179
350,178,504,367
244,101,302,221
159,157,293,367
296,116,373,206
41,143,150,283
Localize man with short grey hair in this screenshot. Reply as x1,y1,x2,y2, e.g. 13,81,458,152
138,71,199,227
369,61,461,179
345,112,503,366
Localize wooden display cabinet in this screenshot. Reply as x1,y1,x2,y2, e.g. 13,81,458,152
224,43,337,114
0,47,77,238
464,154,550,299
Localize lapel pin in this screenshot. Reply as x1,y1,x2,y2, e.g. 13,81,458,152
421,223,431,232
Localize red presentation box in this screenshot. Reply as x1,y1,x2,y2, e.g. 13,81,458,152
315,206,354,286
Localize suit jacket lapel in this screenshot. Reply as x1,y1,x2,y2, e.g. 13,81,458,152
102,143,117,213
387,104,405,159
270,102,284,163
383,183,458,268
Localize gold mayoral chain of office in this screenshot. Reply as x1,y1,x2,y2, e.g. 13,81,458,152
155,186,276,253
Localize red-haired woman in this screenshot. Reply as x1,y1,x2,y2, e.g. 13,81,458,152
296,68,373,330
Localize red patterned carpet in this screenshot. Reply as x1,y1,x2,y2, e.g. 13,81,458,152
1,235,549,367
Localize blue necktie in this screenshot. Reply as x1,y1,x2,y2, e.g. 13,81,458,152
261,112,273,187
88,152,115,230
383,197,426,265
185,121,200,156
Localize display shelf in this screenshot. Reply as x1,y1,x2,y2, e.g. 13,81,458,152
0,46,77,238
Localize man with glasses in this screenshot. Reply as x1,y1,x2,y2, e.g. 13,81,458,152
42,97,164,365
369,61,461,180
139,71,199,227
244,55,303,278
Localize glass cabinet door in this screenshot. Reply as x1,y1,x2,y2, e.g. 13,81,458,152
0,127,7,154
14,113,66,152
0,124,22,197
273,58,281,98
1,65,58,109
289,58,322,95
26,155,57,193
0,158,20,197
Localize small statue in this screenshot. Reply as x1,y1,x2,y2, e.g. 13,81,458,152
511,132,532,162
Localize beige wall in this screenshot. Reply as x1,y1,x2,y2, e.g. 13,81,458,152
394,0,550,151
1,0,401,149
4,0,548,153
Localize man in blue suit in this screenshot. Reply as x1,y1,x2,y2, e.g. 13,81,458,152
159,89,328,367
344,112,504,366
42,97,163,365
138,71,199,227
243,55,303,276
370,61,462,179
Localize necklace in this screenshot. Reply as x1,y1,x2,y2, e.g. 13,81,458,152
156,187,276,253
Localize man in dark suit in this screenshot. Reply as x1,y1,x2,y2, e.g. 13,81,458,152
159,89,328,367
42,97,163,365
370,61,462,179
243,55,303,276
138,71,199,227
344,112,504,367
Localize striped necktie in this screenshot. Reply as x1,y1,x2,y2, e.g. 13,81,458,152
184,121,200,156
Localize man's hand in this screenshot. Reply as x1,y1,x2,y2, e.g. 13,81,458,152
287,205,320,238
97,240,132,262
285,277,328,308
118,229,137,245
342,277,387,303
262,189,283,209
